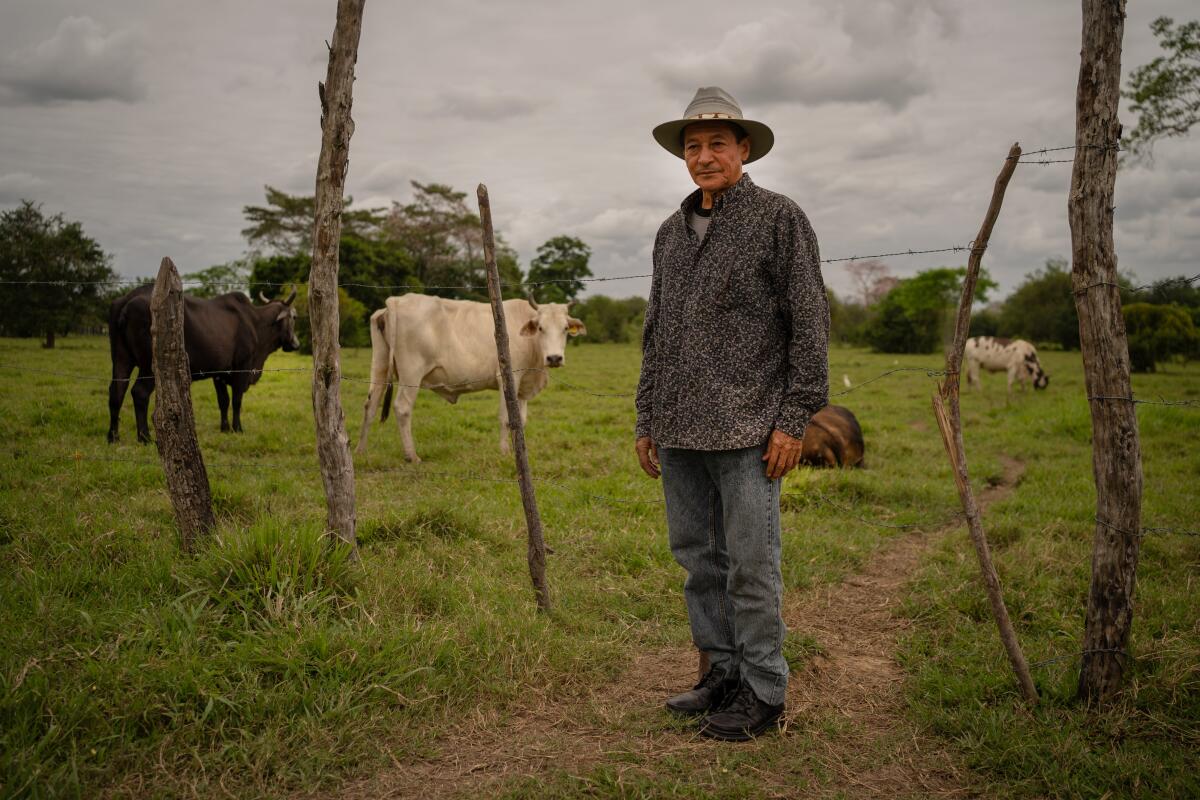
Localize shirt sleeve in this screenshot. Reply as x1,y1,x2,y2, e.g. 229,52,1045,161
635,229,666,439
773,205,829,439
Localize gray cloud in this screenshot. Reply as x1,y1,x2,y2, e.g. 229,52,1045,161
0,172,48,204
0,0,1196,299
847,119,925,160
654,3,955,111
429,87,540,121
0,16,148,105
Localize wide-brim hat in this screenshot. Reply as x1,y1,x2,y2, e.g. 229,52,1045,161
652,86,774,164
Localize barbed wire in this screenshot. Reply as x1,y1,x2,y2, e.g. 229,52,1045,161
1095,516,1200,539
0,361,950,401
1029,647,1131,669
0,243,982,293
787,486,955,530
7,360,1200,411
1007,143,1122,167
831,366,946,398
1088,395,1200,408
1074,272,1200,296
26,451,668,507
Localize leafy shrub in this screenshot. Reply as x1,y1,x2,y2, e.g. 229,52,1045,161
572,295,647,344
291,282,370,352
1123,302,1199,371
864,267,995,353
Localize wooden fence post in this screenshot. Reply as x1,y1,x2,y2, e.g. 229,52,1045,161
1070,0,1141,703
308,0,364,559
150,256,215,553
932,143,1039,705
477,183,552,612
307,0,362,561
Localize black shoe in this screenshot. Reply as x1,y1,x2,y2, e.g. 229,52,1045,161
665,664,736,716
699,682,784,741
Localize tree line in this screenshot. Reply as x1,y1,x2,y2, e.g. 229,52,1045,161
830,257,1199,371
1,194,1190,370
0,186,647,350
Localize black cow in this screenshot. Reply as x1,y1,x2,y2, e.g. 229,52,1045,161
107,285,299,443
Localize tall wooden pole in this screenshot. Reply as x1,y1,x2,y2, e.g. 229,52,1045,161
477,184,551,612
932,143,1038,705
309,0,363,559
1070,0,1140,703
150,257,215,553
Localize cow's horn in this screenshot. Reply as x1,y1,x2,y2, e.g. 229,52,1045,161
258,291,271,304
527,294,539,310
284,285,297,306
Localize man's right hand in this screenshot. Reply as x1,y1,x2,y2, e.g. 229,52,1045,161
636,436,660,479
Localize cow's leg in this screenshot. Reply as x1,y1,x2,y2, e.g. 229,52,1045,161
107,363,133,444
231,383,245,433
391,384,420,462
498,389,530,455
498,378,512,455
215,379,231,432
131,370,155,444
356,317,393,455
356,383,382,455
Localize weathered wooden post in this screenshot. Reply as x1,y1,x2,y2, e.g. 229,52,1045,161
932,143,1038,704
1070,0,1141,703
308,0,364,559
150,256,215,553
477,183,552,612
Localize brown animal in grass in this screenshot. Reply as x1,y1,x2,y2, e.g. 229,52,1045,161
799,404,865,468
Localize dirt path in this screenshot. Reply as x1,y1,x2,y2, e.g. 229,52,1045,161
334,457,1023,799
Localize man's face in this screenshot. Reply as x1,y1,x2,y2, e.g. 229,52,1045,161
683,121,750,198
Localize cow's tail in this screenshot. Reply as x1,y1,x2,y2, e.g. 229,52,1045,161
108,293,135,374
381,383,394,422
368,308,395,423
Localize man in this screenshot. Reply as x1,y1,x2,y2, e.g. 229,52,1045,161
635,86,829,741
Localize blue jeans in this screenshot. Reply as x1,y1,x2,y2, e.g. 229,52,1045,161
659,444,787,706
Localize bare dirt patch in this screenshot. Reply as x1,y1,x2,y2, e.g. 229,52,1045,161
330,456,1023,799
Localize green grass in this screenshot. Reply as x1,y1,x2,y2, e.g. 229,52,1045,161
0,337,1196,798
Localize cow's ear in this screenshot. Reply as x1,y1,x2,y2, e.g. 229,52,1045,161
520,319,539,337
567,317,587,337
275,309,290,323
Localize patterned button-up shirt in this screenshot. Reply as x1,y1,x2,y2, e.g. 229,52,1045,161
635,173,829,450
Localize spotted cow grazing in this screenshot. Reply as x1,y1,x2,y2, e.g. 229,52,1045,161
965,336,1049,394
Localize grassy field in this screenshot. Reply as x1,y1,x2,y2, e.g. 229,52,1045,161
0,335,1197,798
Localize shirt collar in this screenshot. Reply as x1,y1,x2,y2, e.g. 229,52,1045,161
680,172,756,217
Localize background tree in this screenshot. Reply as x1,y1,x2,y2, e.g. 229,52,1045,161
1124,302,1199,371
242,185,385,255
528,236,592,303
0,201,115,347
1139,273,1200,307
967,304,1003,338
571,295,646,343
864,266,995,353
182,258,251,298
844,259,894,306
827,287,871,346
999,258,1079,349
1123,16,1200,161
384,181,523,299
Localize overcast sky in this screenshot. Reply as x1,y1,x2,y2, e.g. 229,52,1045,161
1,0,1196,301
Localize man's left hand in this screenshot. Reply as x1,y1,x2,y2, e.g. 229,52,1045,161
762,428,804,480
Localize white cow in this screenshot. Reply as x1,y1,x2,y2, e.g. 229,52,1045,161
965,336,1050,394
355,295,586,461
